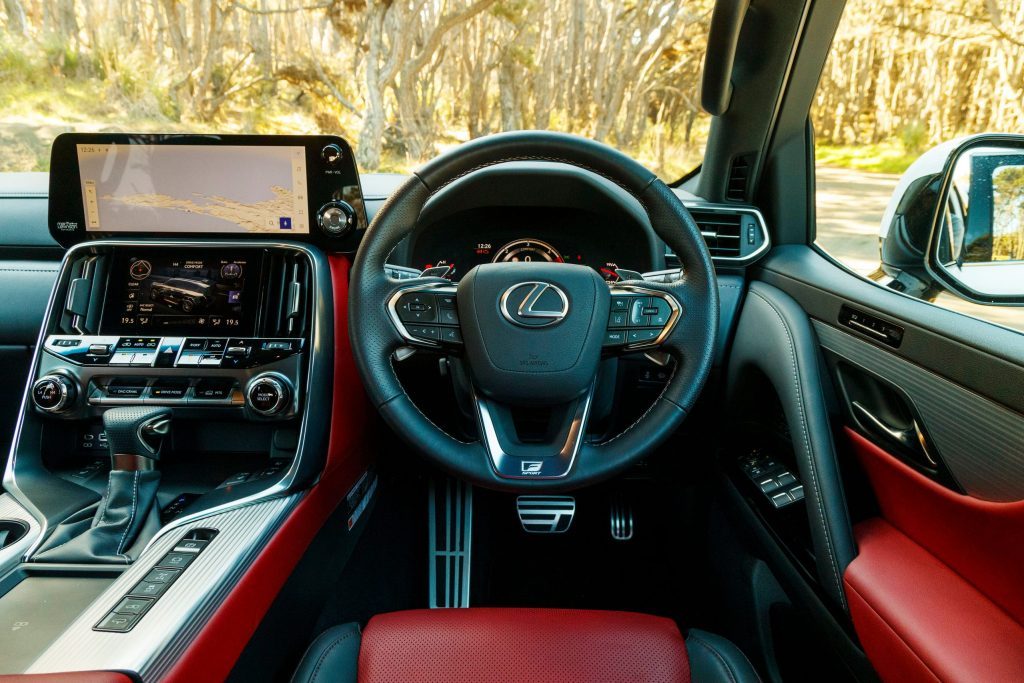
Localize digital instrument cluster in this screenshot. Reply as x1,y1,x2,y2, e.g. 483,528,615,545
421,237,625,282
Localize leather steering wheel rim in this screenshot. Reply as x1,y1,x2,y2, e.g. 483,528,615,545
350,131,718,491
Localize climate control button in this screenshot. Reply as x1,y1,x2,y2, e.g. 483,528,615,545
32,374,77,413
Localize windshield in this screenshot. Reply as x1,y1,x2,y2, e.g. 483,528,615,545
0,1,712,179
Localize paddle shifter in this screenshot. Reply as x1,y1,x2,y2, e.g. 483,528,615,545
34,407,171,564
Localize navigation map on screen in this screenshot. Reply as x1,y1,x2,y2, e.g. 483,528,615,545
77,144,310,234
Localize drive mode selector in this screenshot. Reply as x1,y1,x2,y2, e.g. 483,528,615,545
245,373,291,416
32,374,77,413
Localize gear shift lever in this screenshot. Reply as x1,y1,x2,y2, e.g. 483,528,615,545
104,406,172,471
34,407,171,564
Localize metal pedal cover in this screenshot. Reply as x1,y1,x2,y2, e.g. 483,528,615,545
429,478,473,608
609,496,634,541
516,496,575,534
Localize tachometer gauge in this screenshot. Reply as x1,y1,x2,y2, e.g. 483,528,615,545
492,239,563,263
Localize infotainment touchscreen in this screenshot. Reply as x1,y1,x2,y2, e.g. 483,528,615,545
77,144,310,235
48,133,366,249
101,250,262,335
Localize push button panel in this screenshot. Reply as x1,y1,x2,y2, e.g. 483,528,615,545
94,530,216,632
603,290,678,349
45,335,303,370
392,289,462,346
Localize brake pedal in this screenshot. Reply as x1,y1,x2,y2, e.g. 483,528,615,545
609,496,634,541
517,496,575,534
428,478,473,608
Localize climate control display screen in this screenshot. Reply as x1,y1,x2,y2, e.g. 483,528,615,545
101,250,263,335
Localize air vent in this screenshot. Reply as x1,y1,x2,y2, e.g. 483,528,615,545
57,254,108,334
261,251,312,338
726,155,752,202
691,209,743,258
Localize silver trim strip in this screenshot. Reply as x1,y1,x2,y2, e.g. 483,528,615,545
26,495,299,679
475,383,595,480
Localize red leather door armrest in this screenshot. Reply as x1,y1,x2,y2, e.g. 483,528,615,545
845,519,1024,682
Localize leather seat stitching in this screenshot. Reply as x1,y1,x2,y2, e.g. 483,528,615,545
748,288,844,605
308,628,360,683
688,635,738,683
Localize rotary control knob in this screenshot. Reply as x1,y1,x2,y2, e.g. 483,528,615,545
32,374,77,413
245,374,292,416
321,143,343,166
317,201,355,238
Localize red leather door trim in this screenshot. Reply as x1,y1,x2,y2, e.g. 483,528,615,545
846,427,1024,624
162,254,372,683
845,519,1024,682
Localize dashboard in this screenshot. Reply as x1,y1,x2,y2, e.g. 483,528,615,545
406,205,657,282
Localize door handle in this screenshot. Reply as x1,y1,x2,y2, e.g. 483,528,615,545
851,401,937,467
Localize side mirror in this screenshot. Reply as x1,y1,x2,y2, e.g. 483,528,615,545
925,135,1024,306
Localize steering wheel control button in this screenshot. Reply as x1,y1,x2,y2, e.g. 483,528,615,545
648,298,671,326
437,293,457,308
603,330,627,346
32,374,76,413
627,329,661,344
396,292,438,323
629,298,649,326
440,327,462,344
438,307,459,325
246,374,291,416
407,325,440,341
610,296,631,312
608,311,628,328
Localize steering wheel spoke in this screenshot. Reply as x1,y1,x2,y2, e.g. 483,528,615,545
386,279,464,349
474,383,596,480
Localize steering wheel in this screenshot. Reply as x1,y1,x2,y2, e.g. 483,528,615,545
350,131,718,490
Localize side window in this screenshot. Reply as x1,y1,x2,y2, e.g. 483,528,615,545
811,2,1024,333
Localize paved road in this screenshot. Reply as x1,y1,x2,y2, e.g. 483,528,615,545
815,166,1023,333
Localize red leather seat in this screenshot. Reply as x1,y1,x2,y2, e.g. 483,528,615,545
292,608,759,683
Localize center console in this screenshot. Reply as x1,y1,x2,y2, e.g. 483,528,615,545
37,246,306,423
0,133,367,676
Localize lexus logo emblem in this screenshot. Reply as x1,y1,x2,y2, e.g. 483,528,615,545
500,282,570,327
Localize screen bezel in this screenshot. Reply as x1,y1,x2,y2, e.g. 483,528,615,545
99,248,265,337
48,133,366,250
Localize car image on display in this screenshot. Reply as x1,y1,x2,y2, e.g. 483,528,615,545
149,277,214,313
